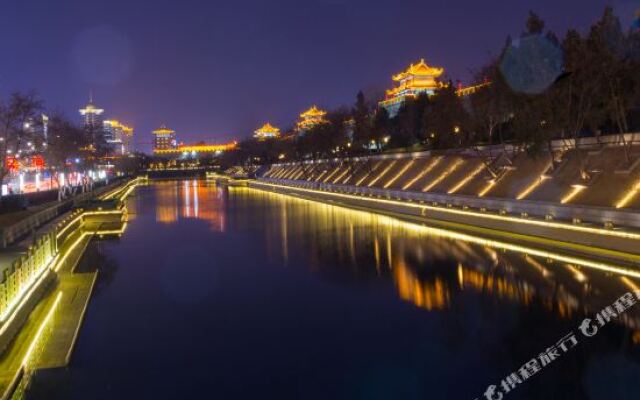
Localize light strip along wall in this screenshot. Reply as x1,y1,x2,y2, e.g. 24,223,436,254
249,182,640,278
323,165,343,183
314,170,328,182
516,162,553,200
448,163,485,194
252,181,640,240
355,161,383,186
423,159,464,192
403,157,442,190
368,161,398,187
333,167,351,184
561,184,587,204
384,160,415,189
616,179,640,209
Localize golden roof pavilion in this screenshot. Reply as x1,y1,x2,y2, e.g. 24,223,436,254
379,59,445,116
296,106,328,132
254,122,281,140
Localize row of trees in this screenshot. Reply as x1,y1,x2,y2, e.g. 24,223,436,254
222,7,640,169
0,92,144,188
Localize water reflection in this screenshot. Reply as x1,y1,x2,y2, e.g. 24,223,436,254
153,180,226,231
229,186,640,331
34,180,640,400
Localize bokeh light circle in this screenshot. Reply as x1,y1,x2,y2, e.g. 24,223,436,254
499,35,563,94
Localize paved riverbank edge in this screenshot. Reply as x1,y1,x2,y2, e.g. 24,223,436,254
248,179,640,269
0,177,144,400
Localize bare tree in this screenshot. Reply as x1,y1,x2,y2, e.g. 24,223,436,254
0,92,43,186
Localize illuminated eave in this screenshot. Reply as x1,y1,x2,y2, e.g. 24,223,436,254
153,128,175,135
392,59,444,82
456,81,492,97
153,141,238,154
254,123,281,137
300,106,327,118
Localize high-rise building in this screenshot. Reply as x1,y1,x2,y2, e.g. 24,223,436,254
79,95,107,153
122,125,134,155
103,120,134,155
379,59,444,117
254,123,280,140
153,125,177,151
79,96,105,131
296,106,327,134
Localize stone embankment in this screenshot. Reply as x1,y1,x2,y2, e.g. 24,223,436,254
249,140,640,265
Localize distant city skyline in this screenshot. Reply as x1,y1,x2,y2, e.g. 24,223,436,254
1,0,630,152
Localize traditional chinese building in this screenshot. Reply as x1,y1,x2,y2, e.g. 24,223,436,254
379,59,445,117
254,123,281,140
153,125,177,151
153,141,237,156
296,106,327,133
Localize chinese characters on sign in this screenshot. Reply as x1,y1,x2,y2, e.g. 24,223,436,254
475,290,640,400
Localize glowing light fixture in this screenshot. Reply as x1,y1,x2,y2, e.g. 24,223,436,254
516,162,553,200
323,165,343,183
333,168,351,184
368,161,397,187
615,179,640,209
478,179,496,198
314,170,328,182
448,163,485,194
383,160,415,189
422,159,463,192
402,157,442,190
355,161,382,186
561,184,587,204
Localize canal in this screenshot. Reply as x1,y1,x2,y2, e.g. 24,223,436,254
29,180,640,399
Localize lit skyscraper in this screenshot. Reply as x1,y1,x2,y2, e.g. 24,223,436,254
79,95,105,130
103,120,135,155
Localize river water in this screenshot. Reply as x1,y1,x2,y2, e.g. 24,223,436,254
29,180,640,399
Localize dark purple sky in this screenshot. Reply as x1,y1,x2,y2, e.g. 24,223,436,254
0,0,629,152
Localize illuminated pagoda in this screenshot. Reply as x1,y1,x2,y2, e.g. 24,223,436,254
379,59,445,117
153,125,177,151
254,122,281,140
296,106,327,134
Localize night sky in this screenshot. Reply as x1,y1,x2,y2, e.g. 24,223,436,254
0,0,630,152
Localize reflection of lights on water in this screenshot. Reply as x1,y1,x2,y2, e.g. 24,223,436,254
565,264,587,283
155,181,225,231
395,260,449,310
621,276,640,292
245,183,640,279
